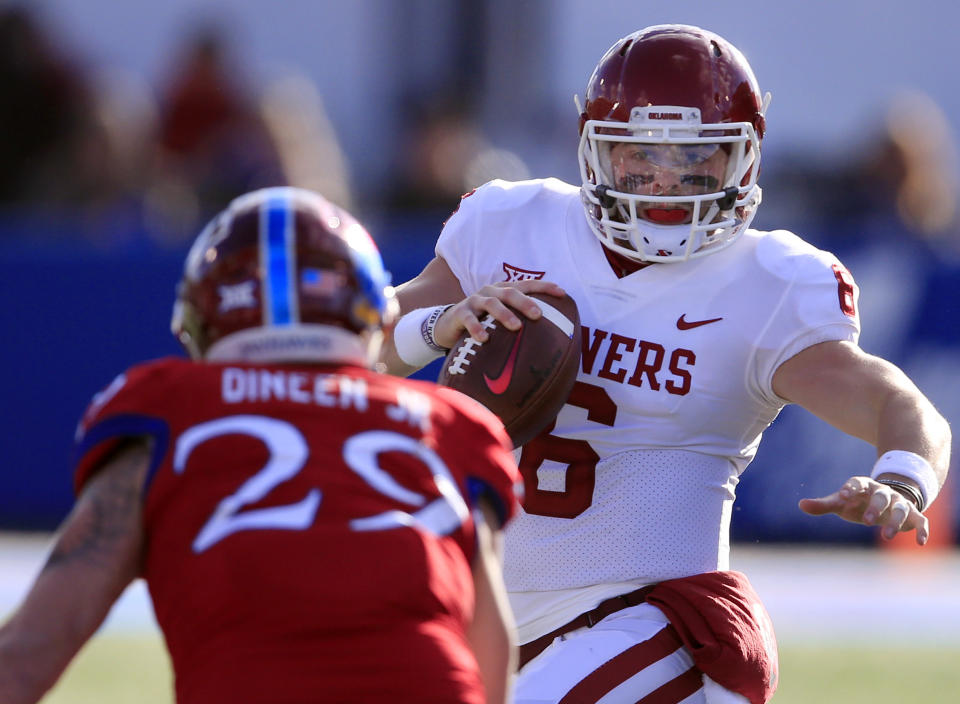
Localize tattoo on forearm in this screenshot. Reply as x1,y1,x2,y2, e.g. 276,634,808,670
44,448,145,572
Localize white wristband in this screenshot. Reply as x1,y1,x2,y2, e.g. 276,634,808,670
393,305,453,368
870,450,939,511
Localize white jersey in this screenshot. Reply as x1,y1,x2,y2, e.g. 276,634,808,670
436,178,860,632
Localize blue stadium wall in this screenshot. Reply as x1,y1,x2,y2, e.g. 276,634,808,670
2,217,956,545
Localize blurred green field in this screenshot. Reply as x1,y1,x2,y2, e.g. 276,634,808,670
39,633,960,703
41,635,172,704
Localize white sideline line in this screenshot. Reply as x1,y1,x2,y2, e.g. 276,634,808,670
3,534,959,644
732,545,960,645
0,533,159,634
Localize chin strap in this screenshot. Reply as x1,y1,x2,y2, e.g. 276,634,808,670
716,187,739,210
595,184,617,209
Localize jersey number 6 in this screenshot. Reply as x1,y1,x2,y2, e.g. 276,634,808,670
518,381,616,519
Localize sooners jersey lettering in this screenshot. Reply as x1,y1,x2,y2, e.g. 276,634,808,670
73,358,519,704
581,325,695,395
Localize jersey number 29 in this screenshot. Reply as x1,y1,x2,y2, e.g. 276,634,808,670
174,415,469,552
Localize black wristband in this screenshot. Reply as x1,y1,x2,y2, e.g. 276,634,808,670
877,478,924,512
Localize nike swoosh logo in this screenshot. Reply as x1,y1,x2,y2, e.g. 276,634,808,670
484,325,524,395
676,314,724,330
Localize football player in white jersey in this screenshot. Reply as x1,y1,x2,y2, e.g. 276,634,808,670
381,24,951,704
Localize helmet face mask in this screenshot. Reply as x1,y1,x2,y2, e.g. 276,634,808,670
577,25,769,263
171,187,398,366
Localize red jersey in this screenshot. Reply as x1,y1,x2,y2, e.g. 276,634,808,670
73,358,520,704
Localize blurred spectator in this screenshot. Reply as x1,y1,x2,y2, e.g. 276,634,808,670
880,90,959,240
146,22,284,240
0,9,357,248
763,90,959,250
85,67,159,217
259,72,354,211
387,92,528,214
0,6,108,210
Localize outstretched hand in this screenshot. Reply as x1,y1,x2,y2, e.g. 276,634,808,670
799,475,930,545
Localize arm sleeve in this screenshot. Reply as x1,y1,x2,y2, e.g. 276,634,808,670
72,361,173,495
749,242,861,406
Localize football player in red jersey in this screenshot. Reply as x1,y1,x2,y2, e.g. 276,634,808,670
0,187,521,704
380,25,951,704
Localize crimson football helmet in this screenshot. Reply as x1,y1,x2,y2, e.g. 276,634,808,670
578,24,771,263
172,187,398,365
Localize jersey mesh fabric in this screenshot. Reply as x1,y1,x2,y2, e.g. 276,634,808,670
505,449,734,593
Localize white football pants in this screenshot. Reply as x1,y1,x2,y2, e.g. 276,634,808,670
514,602,748,704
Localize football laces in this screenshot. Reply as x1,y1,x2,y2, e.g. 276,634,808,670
446,316,497,375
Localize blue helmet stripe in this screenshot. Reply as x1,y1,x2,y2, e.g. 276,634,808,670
261,194,297,325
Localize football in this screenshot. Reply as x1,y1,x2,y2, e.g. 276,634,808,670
437,292,581,448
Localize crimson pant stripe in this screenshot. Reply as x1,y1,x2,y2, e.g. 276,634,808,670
636,666,703,704
557,625,684,704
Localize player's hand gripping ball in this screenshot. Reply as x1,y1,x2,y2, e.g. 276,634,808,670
438,292,581,448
